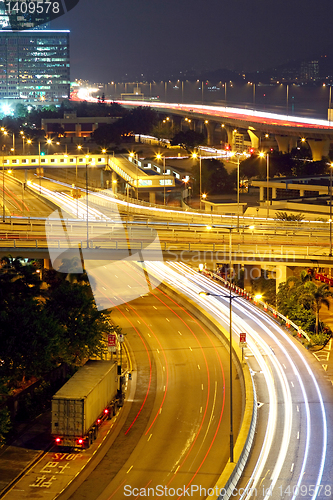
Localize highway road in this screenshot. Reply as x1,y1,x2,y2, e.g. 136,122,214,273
65,261,243,500
146,262,333,500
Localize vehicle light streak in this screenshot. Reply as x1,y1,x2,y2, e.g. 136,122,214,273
145,262,328,500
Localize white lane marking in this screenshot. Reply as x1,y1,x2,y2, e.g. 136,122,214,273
189,347,192,352
174,466,180,474
166,318,170,322
283,364,286,369
147,333,151,337
163,366,165,371
291,381,294,387
153,306,157,310
137,320,141,324
297,405,299,412
201,384,204,390
127,465,133,473
178,331,182,335
148,434,153,442
198,365,200,370
290,463,294,472
102,287,106,290
157,349,160,354
200,407,202,413
297,432,300,440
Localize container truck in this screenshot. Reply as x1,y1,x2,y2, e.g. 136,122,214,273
51,360,118,448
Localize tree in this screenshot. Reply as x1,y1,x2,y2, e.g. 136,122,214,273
303,282,332,335
91,123,121,147
118,106,158,138
170,130,205,151
191,158,235,196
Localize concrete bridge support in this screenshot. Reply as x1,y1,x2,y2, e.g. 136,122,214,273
307,139,330,161
224,125,235,150
204,121,216,146
247,129,260,150
274,264,294,292
149,191,156,204
112,171,118,194
275,135,292,153
244,264,261,292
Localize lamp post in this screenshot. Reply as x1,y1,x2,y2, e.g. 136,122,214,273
2,155,5,222
199,227,236,462
156,153,166,205
85,154,90,248
328,163,333,257
192,152,202,210
259,152,270,219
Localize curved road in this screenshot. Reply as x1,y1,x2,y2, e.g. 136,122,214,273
147,262,333,500
67,261,243,500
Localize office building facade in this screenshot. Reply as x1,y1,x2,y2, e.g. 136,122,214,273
0,30,70,102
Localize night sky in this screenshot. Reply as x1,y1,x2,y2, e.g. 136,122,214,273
50,0,333,82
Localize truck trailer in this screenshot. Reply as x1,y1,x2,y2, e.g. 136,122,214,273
51,360,118,448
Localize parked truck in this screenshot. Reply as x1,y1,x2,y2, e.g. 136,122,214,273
51,360,118,448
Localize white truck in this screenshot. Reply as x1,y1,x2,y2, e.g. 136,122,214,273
51,360,119,448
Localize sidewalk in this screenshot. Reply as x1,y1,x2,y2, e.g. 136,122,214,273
309,296,333,386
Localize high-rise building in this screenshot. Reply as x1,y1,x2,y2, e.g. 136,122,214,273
0,30,70,102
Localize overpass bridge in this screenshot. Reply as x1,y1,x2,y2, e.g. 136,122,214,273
118,100,333,160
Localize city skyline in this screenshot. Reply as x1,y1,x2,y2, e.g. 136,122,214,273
49,0,333,82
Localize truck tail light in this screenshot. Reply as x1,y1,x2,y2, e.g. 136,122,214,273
77,438,84,445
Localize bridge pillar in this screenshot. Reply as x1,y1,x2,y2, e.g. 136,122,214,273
275,135,291,153
259,186,265,202
272,187,277,199
224,125,235,150
289,136,298,151
307,139,330,161
44,259,51,270
247,129,260,150
149,192,156,204
274,264,294,292
204,121,216,146
112,171,118,193
244,265,261,292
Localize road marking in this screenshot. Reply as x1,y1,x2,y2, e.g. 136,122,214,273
291,381,294,387
163,386,166,392
297,431,300,440
163,366,165,371
200,407,202,413
201,384,204,390
283,363,286,369
297,405,299,412
126,308,129,312
178,331,182,335
198,365,200,370
174,466,180,475
127,465,133,473
159,408,162,414
290,463,294,472
189,347,192,352
137,320,141,324
147,333,151,337
102,287,106,290
153,306,157,310
166,318,170,322
128,285,132,288
114,275,118,278
148,434,152,442
157,349,160,354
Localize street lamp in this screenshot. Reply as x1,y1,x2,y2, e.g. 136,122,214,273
329,163,333,257
259,152,270,219
85,154,90,248
156,153,166,205
198,227,238,463
192,152,202,210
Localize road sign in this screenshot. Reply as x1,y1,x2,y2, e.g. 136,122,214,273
118,334,124,343
239,332,247,348
108,334,116,347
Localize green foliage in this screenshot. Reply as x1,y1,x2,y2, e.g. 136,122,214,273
275,211,305,221
251,272,277,306
0,256,119,388
0,407,11,444
277,271,332,342
170,130,205,151
191,158,235,196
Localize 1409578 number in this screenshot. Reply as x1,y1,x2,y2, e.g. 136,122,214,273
5,1,61,15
